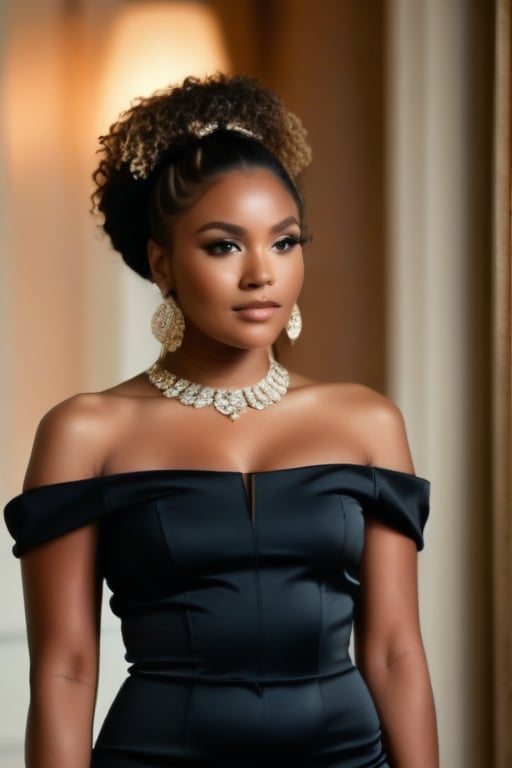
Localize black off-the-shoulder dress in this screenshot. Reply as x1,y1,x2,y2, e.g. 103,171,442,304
5,463,429,768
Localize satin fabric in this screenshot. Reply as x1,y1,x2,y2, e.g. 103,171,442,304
5,464,429,767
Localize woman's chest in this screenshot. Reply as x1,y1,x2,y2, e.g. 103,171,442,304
102,393,369,477
99,468,366,596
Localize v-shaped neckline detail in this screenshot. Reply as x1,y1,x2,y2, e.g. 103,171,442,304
241,473,256,526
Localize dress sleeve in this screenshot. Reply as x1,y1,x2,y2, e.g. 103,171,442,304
4,477,106,557
371,468,430,550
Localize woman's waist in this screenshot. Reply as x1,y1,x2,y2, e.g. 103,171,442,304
119,598,355,679
127,659,356,688
122,628,354,680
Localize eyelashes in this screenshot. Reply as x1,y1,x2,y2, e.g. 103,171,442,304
204,240,239,256
274,234,308,251
204,233,310,256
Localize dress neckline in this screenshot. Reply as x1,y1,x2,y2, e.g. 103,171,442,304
18,463,427,498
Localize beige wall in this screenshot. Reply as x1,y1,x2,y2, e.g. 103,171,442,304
260,0,388,390
0,1,494,766
388,1,494,765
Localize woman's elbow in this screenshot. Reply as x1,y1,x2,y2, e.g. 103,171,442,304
28,645,99,692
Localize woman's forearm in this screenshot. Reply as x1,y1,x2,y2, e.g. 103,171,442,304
364,648,439,768
26,673,96,768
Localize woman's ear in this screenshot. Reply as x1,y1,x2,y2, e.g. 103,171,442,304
147,240,173,294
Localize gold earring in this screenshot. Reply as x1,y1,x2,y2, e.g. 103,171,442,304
151,293,185,352
285,303,302,343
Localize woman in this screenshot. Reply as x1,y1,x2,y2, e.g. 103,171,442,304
5,74,438,767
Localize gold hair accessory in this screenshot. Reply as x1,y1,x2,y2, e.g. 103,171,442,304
127,121,262,179
187,120,260,142
151,294,185,352
103,75,312,183
285,303,302,343
146,359,290,421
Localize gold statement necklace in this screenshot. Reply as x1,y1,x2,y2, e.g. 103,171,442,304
146,359,290,421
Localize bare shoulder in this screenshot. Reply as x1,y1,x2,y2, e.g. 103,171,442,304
335,381,404,425
291,376,415,474
24,394,109,489
335,382,415,473
24,377,149,490
41,386,133,429
291,374,396,415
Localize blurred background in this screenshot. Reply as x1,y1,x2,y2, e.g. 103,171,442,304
0,0,505,766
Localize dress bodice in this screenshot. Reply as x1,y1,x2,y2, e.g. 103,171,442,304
5,465,428,684
5,465,429,767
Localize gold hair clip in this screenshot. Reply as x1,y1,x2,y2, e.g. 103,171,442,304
124,120,263,179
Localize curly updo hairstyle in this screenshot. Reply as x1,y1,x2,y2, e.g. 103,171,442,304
92,74,312,280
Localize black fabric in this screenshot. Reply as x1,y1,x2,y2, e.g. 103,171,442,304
4,464,429,767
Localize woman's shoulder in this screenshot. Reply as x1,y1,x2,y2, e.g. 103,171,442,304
33,383,141,440
24,375,152,490
289,373,413,472
291,373,402,419
35,371,155,429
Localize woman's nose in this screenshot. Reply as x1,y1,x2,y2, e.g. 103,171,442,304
239,250,274,289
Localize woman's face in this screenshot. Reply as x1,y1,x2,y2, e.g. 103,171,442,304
151,168,305,352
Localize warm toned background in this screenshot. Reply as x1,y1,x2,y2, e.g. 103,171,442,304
0,1,501,766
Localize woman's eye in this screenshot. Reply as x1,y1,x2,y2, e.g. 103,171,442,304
274,235,302,252
205,240,239,256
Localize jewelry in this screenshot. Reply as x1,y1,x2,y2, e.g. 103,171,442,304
111,75,311,183
126,121,262,180
285,303,302,343
151,294,185,352
146,359,290,421
187,119,260,142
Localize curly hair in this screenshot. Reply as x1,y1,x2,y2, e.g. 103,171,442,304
92,74,312,280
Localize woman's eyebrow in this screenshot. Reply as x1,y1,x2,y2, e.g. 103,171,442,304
270,216,300,233
195,216,300,236
195,221,245,235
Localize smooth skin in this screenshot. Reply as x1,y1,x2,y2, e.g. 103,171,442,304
21,168,439,768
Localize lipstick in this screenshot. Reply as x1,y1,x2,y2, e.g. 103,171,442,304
233,300,280,321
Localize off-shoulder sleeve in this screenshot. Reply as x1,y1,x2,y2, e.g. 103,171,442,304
371,467,430,550
4,477,106,557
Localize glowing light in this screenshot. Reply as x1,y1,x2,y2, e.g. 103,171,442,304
98,1,230,127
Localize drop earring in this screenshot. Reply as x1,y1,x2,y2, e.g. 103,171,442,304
285,303,302,343
151,292,185,352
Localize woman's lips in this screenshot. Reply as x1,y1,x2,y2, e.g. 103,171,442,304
233,301,280,321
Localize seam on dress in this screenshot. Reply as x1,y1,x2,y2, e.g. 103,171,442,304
250,480,265,694
99,475,110,512
371,466,378,512
316,578,329,731
335,492,347,557
154,497,178,570
152,495,198,759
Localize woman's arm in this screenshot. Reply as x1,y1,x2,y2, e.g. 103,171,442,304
22,527,101,768
355,396,439,768
356,521,438,767
20,397,107,768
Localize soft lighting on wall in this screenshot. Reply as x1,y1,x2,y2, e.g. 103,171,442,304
93,2,231,380
98,0,230,127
